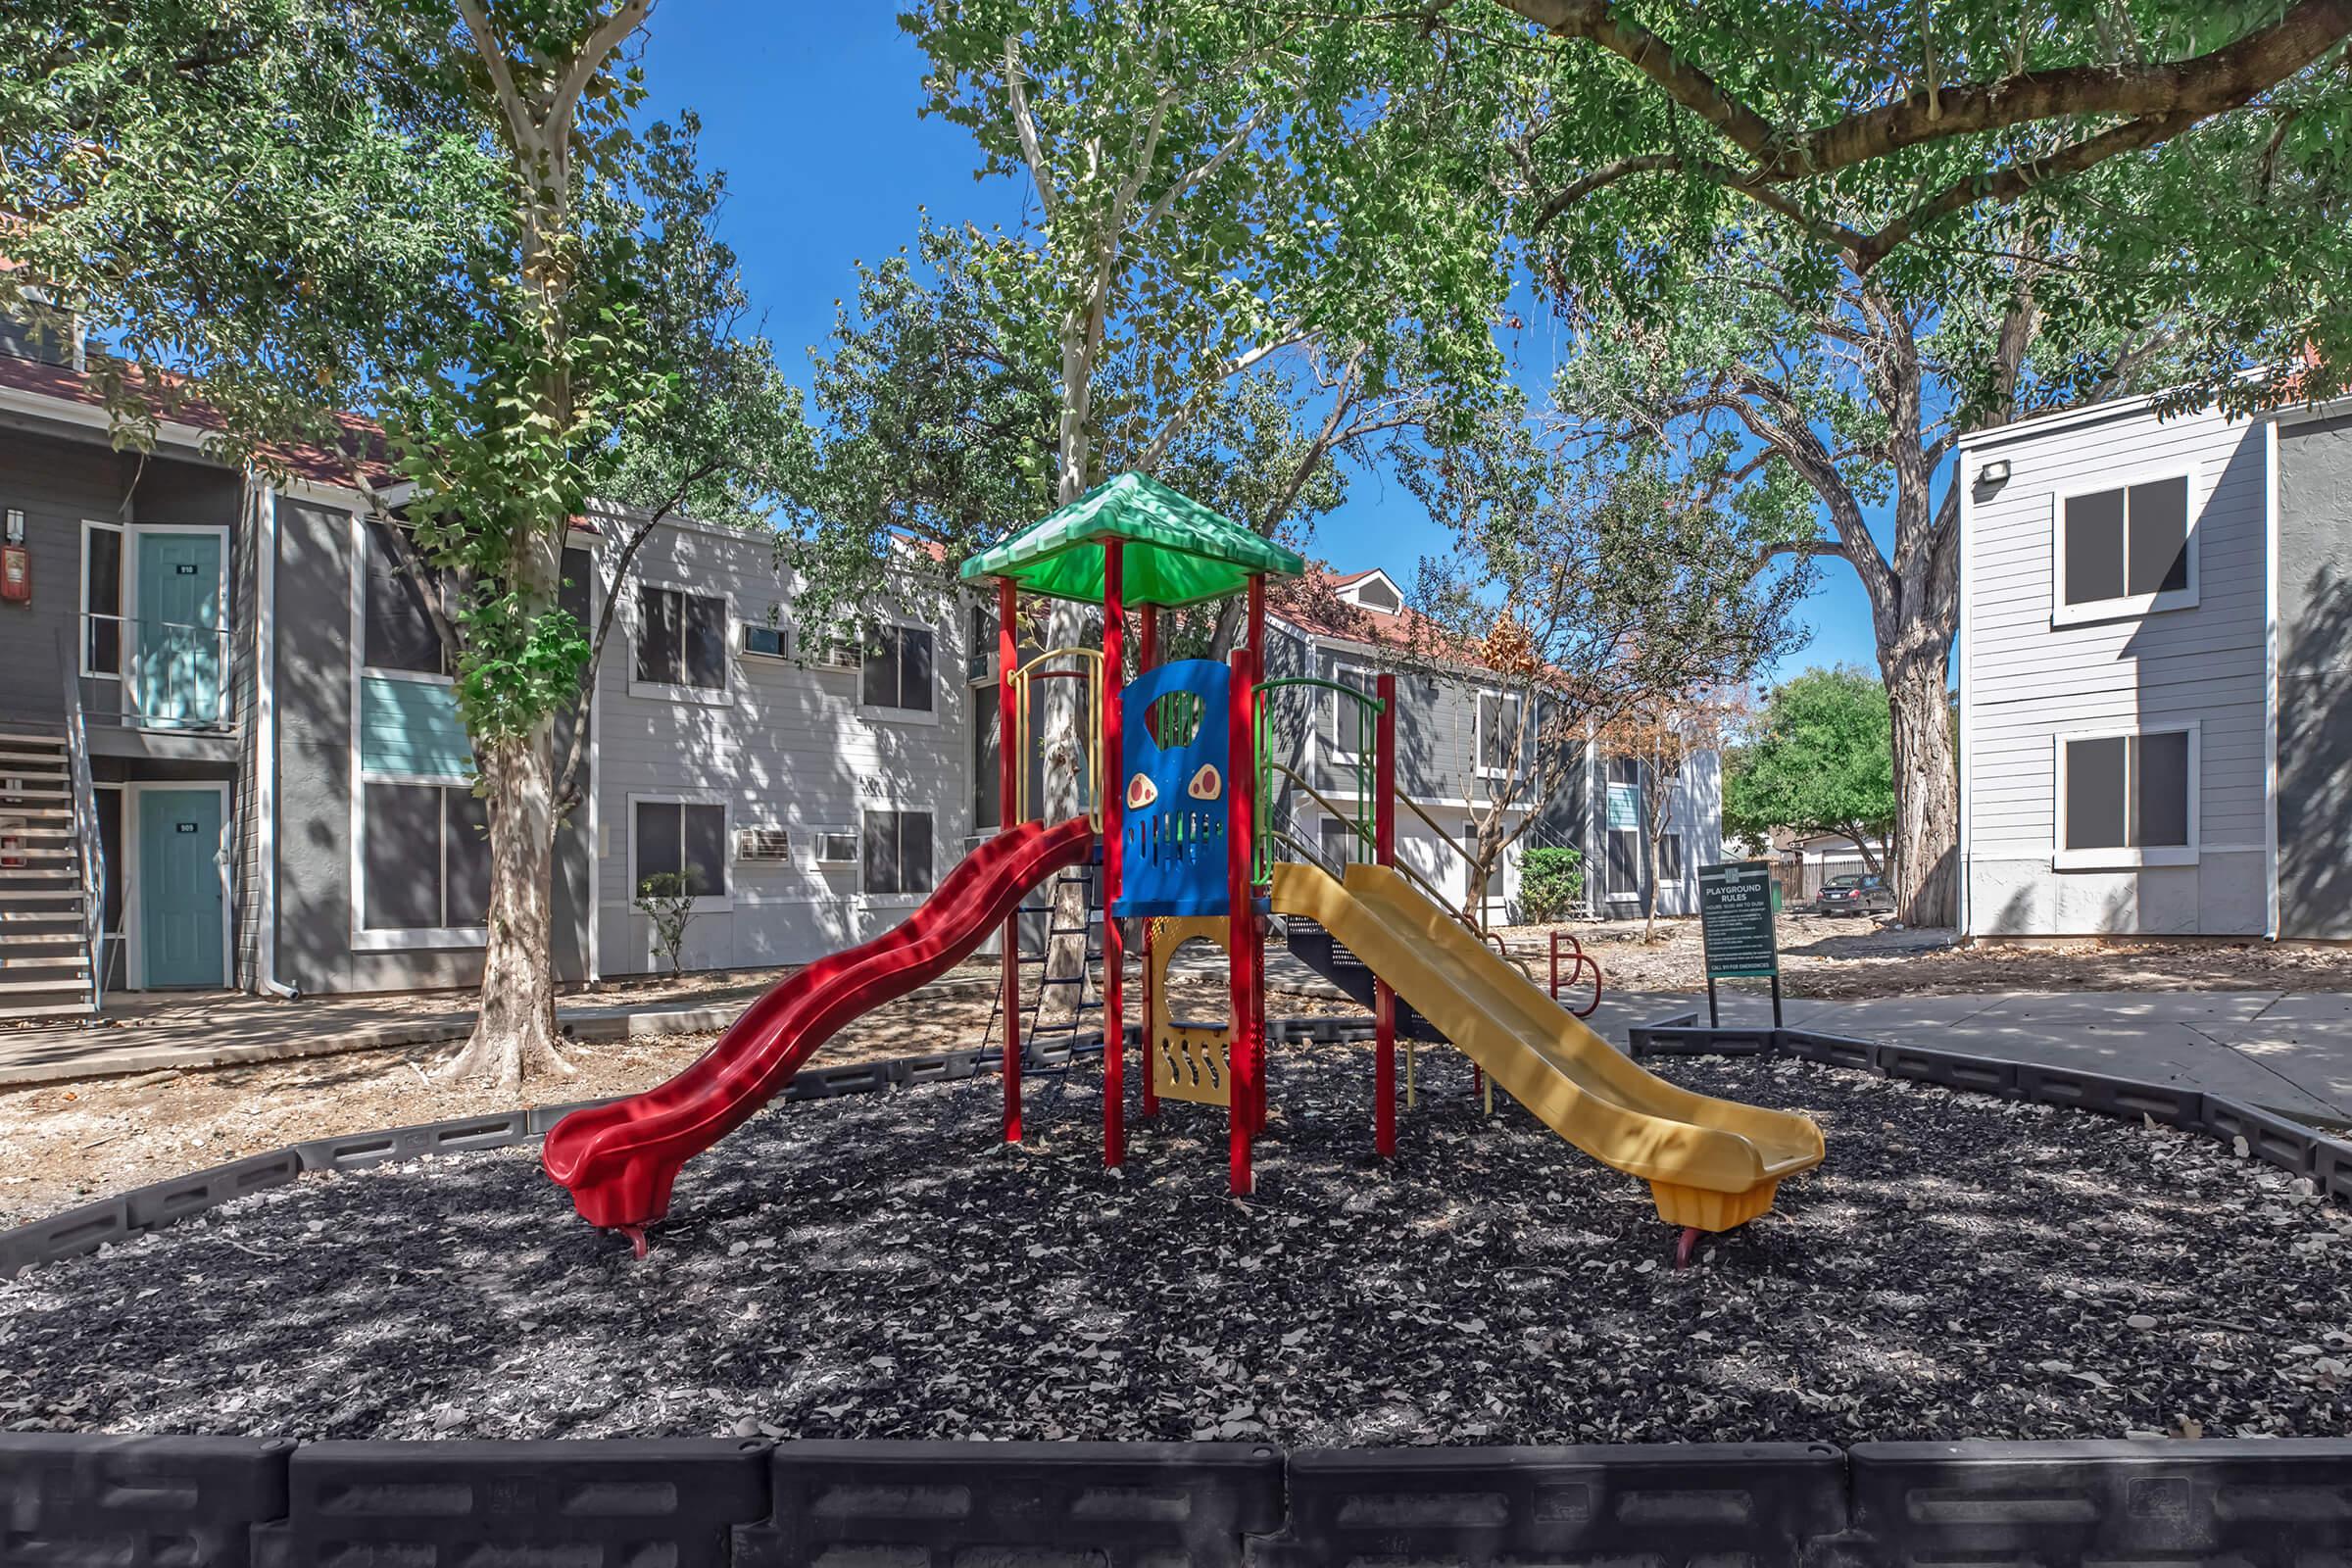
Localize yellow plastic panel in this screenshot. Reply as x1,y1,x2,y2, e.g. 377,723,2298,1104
1150,915,1231,1106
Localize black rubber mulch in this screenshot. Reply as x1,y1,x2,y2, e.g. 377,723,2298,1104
3,1045,2348,1445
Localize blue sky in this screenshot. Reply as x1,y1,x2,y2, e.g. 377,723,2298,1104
639,9,1885,680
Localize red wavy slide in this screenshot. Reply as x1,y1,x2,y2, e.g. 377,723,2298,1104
545,815,1097,1245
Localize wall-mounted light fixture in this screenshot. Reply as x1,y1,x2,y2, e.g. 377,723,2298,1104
1977,459,2011,486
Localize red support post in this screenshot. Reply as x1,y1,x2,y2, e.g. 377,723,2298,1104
1227,642,1257,1196
1246,574,1267,1135
998,577,1022,1145
1101,541,1126,1168
1138,606,1159,1121
1374,671,1396,1157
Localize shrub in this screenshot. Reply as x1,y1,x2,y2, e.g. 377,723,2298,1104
1518,847,1586,924
635,872,698,977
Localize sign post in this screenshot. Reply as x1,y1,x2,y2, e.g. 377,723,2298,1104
1696,860,1782,1029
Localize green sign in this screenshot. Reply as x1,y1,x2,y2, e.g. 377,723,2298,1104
1698,860,1780,978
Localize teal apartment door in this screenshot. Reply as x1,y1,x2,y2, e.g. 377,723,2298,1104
139,788,224,988
132,531,223,727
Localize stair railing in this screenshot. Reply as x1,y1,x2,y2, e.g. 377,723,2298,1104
58,630,106,1013
1008,646,1105,833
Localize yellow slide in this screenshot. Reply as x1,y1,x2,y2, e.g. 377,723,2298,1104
1271,860,1825,1233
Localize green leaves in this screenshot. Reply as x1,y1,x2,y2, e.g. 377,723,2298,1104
1723,665,1896,854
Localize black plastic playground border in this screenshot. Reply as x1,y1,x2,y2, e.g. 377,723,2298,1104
9,1012,2352,1564
1624,1014,2352,1206
9,1428,2352,1565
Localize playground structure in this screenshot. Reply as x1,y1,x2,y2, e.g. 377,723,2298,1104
543,472,1823,1259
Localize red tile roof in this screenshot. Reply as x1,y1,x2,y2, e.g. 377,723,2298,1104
1268,564,1494,670
0,352,397,487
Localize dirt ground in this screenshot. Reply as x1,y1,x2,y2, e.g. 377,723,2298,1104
0,975,1348,1231
1519,915,2352,1001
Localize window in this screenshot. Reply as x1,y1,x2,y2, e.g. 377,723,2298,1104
736,826,791,862
811,828,858,869
635,584,727,691
1477,691,1524,776
2057,474,2193,621
2059,728,2194,865
362,782,490,930
1332,664,1375,758
81,521,122,676
364,521,456,676
860,625,934,712
1319,816,1358,866
1658,831,1684,881
635,799,727,899
741,619,789,660
862,808,934,895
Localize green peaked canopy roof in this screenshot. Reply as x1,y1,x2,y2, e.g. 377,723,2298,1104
958,471,1304,609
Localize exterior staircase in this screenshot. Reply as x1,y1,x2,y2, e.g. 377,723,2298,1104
0,726,99,1021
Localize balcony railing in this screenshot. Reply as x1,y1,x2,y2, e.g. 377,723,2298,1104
77,612,235,732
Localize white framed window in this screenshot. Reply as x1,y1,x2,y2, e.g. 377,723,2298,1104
1658,831,1684,882
361,781,491,931
2049,468,2198,626
1329,662,1374,761
1476,690,1525,779
2053,723,2198,870
809,826,858,870
632,582,729,702
861,808,935,897
629,793,731,911
858,624,937,719
79,519,122,678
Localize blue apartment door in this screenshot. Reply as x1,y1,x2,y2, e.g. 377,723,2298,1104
139,789,224,988
133,531,223,727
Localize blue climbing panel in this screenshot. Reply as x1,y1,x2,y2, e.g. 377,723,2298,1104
1113,658,1231,918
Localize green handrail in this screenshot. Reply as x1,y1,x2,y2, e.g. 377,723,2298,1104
1252,676,1383,883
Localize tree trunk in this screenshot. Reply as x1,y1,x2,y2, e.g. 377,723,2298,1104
438,726,573,1088
1842,829,1883,876
1884,640,1958,927
1641,813,1662,943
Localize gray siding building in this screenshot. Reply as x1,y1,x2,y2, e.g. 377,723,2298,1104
1956,389,2351,939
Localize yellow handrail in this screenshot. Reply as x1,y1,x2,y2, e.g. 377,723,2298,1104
1009,646,1106,832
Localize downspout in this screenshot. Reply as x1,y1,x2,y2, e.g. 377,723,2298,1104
255,481,298,1000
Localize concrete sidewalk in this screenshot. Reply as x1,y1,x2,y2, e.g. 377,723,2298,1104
1685,986,2352,1125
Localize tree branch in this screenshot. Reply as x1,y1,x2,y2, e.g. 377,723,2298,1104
452,0,536,159
1144,102,1276,228
1004,34,1060,224
551,0,656,141
1496,0,2352,182
1851,113,2196,272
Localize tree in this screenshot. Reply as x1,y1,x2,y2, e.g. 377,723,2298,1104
1595,687,1747,942
1725,666,1897,876
1401,410,1812,922
0,0,799,1086
1383,2,2352,361
633,872,697,977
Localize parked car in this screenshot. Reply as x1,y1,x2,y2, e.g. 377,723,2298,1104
1815,873,1894,917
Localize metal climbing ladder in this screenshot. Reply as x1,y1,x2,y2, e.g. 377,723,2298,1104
981,866,1103,1068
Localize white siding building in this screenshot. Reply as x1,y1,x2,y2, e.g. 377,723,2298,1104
1957,388,2350,940
590,513,980,975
